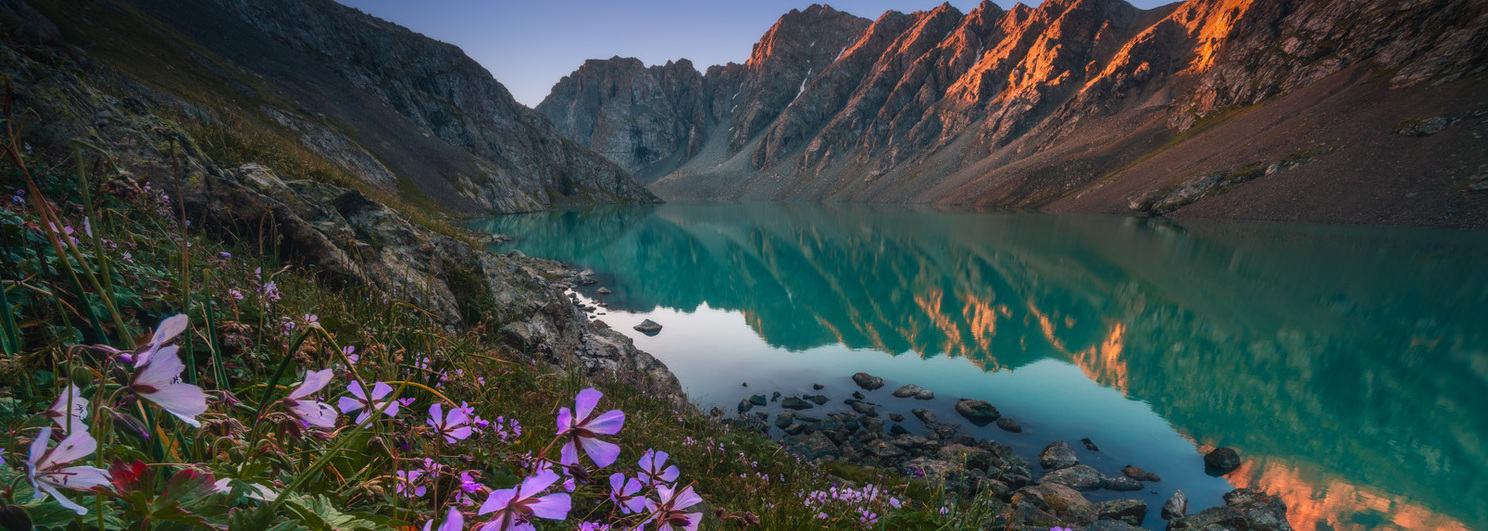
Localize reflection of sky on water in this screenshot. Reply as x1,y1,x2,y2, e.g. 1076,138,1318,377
479,204,1488,530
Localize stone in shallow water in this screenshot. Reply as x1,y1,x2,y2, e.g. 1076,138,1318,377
1103,475,1144,492
812,383,825,390
781,397,813,410
1040,440,1079,470
1042,464,1104,490
632,319,662,335
888,412,905,422
737,399,753,413
804,394,830,405
852,372,884,390
912,408,939,428
892,384,934,400
749,394,767,406
954,399,1000,426
850,401,877,417
596,287,612,294
996,417,1023,432
1122,465,1160,482
1204,447,1241,475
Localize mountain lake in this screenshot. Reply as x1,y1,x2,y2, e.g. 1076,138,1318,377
471,203,1488,530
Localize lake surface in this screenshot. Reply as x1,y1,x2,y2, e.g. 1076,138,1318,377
472,203,1488,530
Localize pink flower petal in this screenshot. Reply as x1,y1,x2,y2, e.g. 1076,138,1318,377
519,470,561,497
574,388,602,421
479,488,517,515
347,381,367,401
144,383,208,427
150,314,189,346
557,439,580,466
370,382,393,401
337,396,364,414
556,407,574,433
290,401,338,428
28,426,51,468
288,369,333,399
585,409,625,435
135,346,184,388
45,429,98,465
527,492,571,520
445,426,473,443
52,465,111,489
38,483,87,515
579,437,621,468
439,506,464,531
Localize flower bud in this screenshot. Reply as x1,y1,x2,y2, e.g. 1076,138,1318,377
0,505,33,531
111,410,151,441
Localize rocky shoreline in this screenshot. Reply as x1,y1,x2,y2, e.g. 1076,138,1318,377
713,372,1291,531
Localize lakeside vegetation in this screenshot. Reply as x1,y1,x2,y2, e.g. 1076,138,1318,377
0,107,1024,530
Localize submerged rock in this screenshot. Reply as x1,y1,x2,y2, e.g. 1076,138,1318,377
996,417,1023,432
1122,465,1161,482
888,412,905,422
737,399,753,413
912,408,939,429
749,394,767,406
954,399,1000,426
892,384,934,400
781,397,814,410
633,319,662,335
1205,447,1242,475
849,401,877,416
1081,437,1100,451
1040,441,1079,470
852,372,884,390
804,394,830,405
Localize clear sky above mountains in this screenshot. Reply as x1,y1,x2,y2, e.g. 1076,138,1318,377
334,0,1178,108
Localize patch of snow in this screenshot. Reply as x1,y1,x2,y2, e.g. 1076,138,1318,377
834,46,848,62
791,69,813,104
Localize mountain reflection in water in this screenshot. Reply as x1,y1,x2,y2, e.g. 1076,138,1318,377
472,203,1488,530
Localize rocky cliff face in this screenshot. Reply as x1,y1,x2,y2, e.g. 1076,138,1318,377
536,58,708,182
65,0,658,215
544,0,1488,227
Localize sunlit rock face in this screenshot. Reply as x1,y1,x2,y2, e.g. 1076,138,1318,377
544,0,1488,226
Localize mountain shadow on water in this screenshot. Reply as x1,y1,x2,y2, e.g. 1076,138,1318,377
478,204,1488,528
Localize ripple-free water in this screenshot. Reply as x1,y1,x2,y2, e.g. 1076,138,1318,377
472,203,1488,530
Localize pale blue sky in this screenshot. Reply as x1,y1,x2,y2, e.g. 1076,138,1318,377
334,1,1178,107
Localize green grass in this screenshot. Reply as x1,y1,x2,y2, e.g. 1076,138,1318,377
0,113,1038,530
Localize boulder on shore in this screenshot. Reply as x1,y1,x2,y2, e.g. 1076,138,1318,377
1162,490,1188,519
1040,441,1079,470
1167,488,1291,531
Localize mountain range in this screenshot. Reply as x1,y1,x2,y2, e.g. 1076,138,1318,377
537,0,1488,227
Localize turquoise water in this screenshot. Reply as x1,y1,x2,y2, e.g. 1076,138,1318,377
472,204,1488,530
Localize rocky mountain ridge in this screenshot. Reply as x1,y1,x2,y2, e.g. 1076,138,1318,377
539,0,1488,227
14,0,658,216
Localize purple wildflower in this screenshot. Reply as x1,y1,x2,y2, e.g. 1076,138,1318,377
607,473,646,514
283,369,337,428
643,484,703,531
423,506,464,531
555,388,624,468
476,469,571,530
428,403,473,443
638,449,680,486
337,381,400,425
26,427,112,514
